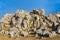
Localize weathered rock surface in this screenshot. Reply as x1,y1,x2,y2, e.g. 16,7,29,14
0,9,60,38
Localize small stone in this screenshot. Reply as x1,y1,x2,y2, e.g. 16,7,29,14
49,31,57,37
57,26,60,34
21,31,29,37
0,30,5,34
9,31,15,37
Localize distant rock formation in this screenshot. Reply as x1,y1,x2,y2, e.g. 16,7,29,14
0,9,60,38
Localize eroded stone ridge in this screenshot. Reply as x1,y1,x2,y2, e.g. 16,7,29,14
0,9,60,38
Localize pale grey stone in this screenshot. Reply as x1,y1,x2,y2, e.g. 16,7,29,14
21,31,29,37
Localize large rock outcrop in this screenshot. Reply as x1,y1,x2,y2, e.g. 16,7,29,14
0,9,60,38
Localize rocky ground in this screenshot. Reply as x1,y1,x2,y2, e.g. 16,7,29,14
0,34,60,40
0,9,60,40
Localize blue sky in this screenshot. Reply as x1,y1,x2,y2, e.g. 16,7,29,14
0,0,60,18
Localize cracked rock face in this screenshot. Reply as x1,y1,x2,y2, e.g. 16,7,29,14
0,9,60,38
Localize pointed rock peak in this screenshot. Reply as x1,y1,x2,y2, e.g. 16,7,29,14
2,13,13,20
19,10,25,13
33,9,39,14
32,9,45,16
56,12,60,17
39,9,45,12
38,9,45,15
16,9,27,13
16,10,20,13
15,9,28,16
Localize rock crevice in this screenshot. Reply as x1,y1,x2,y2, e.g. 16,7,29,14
0,9,60,38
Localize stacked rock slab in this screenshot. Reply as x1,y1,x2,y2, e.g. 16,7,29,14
0,9,60,38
